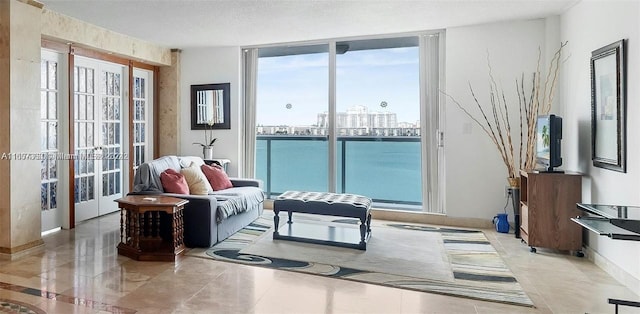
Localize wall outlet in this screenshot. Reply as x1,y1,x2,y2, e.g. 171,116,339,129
504,186,513,198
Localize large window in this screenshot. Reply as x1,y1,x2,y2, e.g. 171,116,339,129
256,45,329,195
251,34,441,212
335,38,421,207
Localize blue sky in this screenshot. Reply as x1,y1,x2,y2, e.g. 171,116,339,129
256,47,420,126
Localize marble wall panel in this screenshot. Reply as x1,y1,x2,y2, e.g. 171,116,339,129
0,1,9,60
41,9,171,66
0,0,43,251
157,50,181,156
9,59,40,110
0,0,12,250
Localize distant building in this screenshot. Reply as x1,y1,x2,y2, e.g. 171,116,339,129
317,105,398,129
318,106,398,131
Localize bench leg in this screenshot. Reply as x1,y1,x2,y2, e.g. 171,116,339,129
288,211,293,224
273,210,280,238
367,213,372,233
359,216,367,248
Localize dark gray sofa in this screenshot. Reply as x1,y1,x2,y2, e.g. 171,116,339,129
131,156,264,247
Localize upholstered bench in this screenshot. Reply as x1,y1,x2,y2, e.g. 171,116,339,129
273,191,373,250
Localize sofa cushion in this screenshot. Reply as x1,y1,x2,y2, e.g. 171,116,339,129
201,164,233,191
160,169,189,194
181,162,213,195
211,186,265,222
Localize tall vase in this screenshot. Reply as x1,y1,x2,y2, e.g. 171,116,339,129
507,177,521,238
203,146,214,160
510,187,521,238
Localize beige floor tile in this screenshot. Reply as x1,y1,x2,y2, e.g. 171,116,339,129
34,297,98,314
399,290,479,314
0,255,67,278
0,272,71,293
0,288,49,308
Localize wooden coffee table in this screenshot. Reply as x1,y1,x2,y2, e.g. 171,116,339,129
116,195,188,262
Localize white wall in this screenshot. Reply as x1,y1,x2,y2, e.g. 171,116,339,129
560,0,640,289
445,19,548,220
179,47,242,176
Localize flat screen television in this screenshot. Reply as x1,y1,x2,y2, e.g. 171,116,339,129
536,114,563,172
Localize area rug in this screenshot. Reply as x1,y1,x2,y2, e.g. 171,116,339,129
186,214,534,307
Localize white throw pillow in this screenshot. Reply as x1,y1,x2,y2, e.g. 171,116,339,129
180,162,213,195
178,156,205,168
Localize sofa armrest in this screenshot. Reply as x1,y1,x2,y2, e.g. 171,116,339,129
230,178,263,189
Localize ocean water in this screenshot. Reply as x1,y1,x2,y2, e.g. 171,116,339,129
256,138,422,204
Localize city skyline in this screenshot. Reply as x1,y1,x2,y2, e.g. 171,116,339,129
257,104,420,137
256,104,419,127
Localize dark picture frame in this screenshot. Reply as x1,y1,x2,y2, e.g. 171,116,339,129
591,39,626,172
191,83,231,130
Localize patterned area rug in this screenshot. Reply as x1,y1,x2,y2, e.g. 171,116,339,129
186,215,534,307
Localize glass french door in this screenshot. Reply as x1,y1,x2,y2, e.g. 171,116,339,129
132,68,153,172
74,57,127,222
41,49,68,232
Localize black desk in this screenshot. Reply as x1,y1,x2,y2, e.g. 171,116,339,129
572,203,640,241
573,203,640,313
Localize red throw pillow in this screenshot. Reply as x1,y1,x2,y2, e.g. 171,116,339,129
201,164,233,191
160,168,189,194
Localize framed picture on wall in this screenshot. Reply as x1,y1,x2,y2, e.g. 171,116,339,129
590,39,626,173
191,83,231,130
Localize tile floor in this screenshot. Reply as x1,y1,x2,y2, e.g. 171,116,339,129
0,212,638,314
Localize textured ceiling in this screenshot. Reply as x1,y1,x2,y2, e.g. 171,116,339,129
41,0,578,48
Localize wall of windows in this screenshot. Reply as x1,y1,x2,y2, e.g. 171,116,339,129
251,34,442,212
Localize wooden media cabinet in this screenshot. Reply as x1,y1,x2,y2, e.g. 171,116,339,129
519,170,583,255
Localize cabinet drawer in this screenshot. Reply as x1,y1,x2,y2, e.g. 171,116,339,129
520,204,529,233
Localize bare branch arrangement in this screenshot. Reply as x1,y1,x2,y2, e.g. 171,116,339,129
519,41,568,172
443,42,567,187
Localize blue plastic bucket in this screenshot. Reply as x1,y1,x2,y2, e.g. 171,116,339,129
494,213,509,233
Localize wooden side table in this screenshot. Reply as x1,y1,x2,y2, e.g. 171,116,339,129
115,195,189,262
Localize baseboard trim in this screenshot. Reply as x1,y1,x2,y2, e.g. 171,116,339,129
584,244,640,294
0,239,44,260
262,201,493,229
371,209,493,229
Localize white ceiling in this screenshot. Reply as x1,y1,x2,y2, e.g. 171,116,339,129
41,0,579,48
